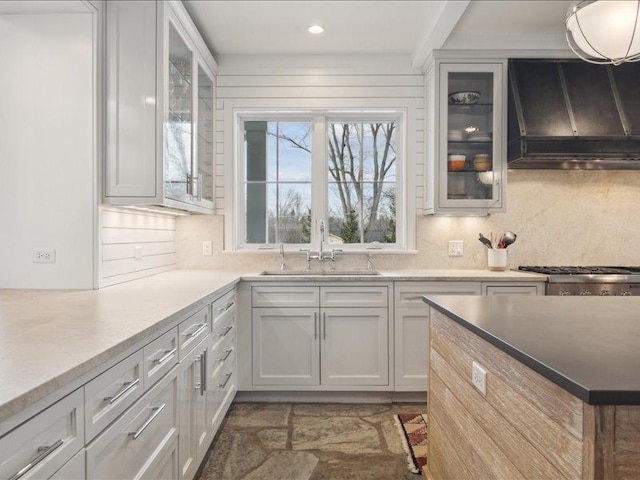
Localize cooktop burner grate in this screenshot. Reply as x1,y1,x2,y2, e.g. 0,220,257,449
519,266,640,275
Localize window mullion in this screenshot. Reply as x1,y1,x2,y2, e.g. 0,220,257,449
311,115,326,248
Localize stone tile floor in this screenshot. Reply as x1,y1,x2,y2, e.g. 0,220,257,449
197,402,424,480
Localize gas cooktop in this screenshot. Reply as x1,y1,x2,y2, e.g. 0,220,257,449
519,266,640,275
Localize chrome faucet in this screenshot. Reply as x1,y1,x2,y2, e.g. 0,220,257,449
318,220,325,261
366,253,373,271
279,243,286,271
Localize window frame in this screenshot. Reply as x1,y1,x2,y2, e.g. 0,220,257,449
234,110,406,252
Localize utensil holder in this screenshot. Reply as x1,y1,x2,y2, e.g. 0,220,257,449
488,249,508,271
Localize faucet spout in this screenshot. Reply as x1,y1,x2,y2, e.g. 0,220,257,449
279,243,286,271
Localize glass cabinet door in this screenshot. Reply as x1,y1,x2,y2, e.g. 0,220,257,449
195,62,214,207
165,19,194,203
439,63,503,209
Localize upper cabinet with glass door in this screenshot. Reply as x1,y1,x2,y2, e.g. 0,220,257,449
424,54,507,215
104,0,217,214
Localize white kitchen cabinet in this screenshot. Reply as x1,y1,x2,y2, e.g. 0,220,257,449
394,282,482,391
177,337,209,480
86,366,178,480
252,307,320,386
250,284,391,389
321,308,388,386
105,0,216,214
425,53,507,214
0,389,84,480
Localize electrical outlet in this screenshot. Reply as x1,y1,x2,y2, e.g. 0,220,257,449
472,361,487,396
33,249,56,263
202,240,212,256
448,240,464,257
134,246,143,260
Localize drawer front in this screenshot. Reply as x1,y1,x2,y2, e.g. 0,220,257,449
396,281,482,307
143,328,178,389
178,305,210,360
85,350,144,441
211,288,236,329
211,307,235,353
86,366,178,480
252,286,319,308
321,286,388,308
483,284,542,296
0,389,84,480
49,449,85,480
208,358,235,436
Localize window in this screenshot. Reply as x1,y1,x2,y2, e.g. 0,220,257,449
238,112,404,250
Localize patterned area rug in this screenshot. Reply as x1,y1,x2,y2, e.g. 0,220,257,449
395,413,428,475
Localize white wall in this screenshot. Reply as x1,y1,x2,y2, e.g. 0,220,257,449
99,207,177,287
0,11,96,289
213,54,426,250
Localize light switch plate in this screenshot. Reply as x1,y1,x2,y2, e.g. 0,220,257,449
448,240,464,257
33,249,56,263
472,361,487,396
134,246,143,260
202,240,212,256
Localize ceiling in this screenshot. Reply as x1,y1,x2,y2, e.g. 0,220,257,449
184,0,574,58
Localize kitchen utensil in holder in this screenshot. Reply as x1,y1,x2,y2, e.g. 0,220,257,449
488,249,508,271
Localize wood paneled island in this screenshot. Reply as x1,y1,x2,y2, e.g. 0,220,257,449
423,296,640,480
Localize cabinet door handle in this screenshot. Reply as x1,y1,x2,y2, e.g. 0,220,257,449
314,312,317,339
153,348,177,365
104,378,140,404
128,404,166,440
184,322,208,338
216,301,234,313
8,439,64,480
219,349,233,362
404,295,424,301
219,372,233,389
201,350,207,395
217,325,233,337
323,312,327,340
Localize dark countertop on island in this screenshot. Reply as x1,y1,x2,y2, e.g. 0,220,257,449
423,295,640,405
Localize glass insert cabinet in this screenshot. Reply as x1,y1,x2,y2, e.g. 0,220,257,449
425,57,507,214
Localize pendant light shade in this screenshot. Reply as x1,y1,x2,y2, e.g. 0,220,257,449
566,0,640,65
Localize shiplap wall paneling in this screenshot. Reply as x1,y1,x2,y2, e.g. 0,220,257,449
99,208,176,287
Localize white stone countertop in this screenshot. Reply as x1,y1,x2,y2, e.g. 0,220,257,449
240,269,548,282
0,268,546,426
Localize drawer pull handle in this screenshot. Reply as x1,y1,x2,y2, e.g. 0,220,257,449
184,323,208,338
219,372,232,389
219,349,233,362
8,439,64,480
216,301,234,313
201,350,207,395
153,348,177,365
405,295,424,300
128,404,166,440
104,378,140,404
217,325,233,337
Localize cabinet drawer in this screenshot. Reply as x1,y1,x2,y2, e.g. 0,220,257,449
87,366,178,480
321,286,388,308
483,284,542,296
212,288,236,328
178,305,210,360
396,281,481,307
143,328,178,389
252,286,319,307
208,360,235,434
85,350,144,441
0,389,84,480
211,307,234,352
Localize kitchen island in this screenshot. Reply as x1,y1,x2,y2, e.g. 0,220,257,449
422,295,640,480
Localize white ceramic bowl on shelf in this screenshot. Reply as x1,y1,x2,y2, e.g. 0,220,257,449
448,91,480,105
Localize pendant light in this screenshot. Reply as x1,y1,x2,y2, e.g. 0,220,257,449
566,0,640,65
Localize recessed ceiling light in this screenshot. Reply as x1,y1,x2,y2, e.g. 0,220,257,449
308,25,324,34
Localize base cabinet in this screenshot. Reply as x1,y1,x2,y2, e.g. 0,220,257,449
250,285,390,389
394,307,430,390
177,338,209,480
86,367,178,480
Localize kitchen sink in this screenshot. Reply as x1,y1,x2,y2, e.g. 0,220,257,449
259,270,382,276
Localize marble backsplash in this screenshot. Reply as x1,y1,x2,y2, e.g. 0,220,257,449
176,170,640,272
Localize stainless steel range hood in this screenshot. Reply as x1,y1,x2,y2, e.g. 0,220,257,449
507,59,640,170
